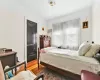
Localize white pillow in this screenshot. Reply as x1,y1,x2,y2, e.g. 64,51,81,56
78,42,91,56
85,44,100,57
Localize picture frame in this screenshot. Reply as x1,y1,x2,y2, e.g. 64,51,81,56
83,21,88,29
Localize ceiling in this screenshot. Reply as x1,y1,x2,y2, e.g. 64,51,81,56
17,0,93,20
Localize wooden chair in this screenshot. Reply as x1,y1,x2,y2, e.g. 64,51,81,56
0,61,5,80
0,60,44,80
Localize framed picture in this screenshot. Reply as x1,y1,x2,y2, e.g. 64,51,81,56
83,21,88,28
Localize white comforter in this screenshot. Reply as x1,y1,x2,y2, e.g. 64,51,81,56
40,47,100,75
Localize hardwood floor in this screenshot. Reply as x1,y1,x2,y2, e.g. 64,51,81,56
17,60,44,75
27,60,38,68
27,60,44,75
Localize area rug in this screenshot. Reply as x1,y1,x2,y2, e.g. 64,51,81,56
37,68,72,80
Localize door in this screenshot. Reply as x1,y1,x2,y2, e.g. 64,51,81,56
27,20,37,62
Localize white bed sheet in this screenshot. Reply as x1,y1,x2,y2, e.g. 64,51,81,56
40,47,100,75
43,47,99,64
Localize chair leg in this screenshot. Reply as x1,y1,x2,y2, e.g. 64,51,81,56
37,54,39,70
38,61,39,70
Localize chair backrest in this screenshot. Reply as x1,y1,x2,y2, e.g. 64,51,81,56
81,70,100,80
0,61,5,80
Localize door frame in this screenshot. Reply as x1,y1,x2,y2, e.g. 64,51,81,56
24,17,38,63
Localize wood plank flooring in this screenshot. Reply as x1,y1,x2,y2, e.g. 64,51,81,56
27,60,44,75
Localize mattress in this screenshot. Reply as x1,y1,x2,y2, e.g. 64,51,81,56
40,47,100,75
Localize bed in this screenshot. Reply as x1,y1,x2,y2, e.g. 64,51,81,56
40,47,100,80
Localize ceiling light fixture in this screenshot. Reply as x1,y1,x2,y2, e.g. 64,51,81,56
48,0,55,6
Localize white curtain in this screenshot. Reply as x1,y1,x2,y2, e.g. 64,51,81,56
62,19,80,50
52,23,63,47
52,18,80,50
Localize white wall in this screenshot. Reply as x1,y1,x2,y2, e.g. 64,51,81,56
92,0,100,44
0,9,25,62
0,0,47,62
47,6,92,44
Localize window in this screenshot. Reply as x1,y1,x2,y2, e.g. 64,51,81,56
52,24,63,47
52,19,80,50
63,27,79,49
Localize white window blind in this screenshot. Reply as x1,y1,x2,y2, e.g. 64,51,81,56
52,19,80,50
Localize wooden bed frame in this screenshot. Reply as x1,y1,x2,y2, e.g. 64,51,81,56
40,61,81,80
39,42,95,80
